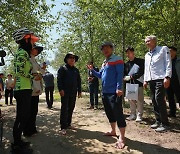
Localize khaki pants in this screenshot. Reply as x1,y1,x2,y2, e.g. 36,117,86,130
128,87,144,116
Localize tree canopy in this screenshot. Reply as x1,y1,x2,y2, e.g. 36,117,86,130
0,0,57,74
52,0,180,86
0,0,56,55
0,0,179,84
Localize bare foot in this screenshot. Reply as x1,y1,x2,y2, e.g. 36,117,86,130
60,129,67,135
103,131,117,137
115,139,125,149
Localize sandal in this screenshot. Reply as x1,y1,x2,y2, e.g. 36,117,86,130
115,140,126,149
103,131,117,137
60,129,67,135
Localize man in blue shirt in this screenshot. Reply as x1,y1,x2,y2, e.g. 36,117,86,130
87,42,126,149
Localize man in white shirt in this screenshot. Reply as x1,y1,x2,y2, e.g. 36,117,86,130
5,74,14,105
144,35,172,132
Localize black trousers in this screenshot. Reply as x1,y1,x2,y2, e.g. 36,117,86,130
24,96,39,134
13,90,32,144
5,89,13,105
102,93,126,128
166,81,180,115
60,94,76,129
149,80,168,125
89,83,99,106
45,86,54,108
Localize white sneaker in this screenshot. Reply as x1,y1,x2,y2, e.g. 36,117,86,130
135,115,142,122
155,124,168,132
126,114,136,121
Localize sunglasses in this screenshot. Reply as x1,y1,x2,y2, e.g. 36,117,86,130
23,34,39,43
69,56,75,59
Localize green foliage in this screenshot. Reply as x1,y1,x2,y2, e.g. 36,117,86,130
0,0,56,55
0,0,57,74
52,0,180,88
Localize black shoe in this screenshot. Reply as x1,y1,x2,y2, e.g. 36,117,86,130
32,129,38,135
11,143,33,154
19,140,31,147
47,106,52,109
168,113,176,118
87,106,94,109
12,140,31,148
11,143,23,153
23,132,33,137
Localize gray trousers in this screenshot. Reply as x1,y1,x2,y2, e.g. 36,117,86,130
149,79,168,125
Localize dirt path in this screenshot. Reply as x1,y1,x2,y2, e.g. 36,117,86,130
0,95,180,154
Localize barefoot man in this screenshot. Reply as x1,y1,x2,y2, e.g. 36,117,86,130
87,42,126,149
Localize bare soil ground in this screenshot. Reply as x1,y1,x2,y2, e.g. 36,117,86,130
0,94,180,154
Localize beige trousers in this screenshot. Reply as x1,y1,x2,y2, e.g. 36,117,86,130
128,87,144,116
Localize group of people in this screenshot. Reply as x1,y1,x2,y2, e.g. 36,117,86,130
6,28,56,151
0,27,179,152
124,38,180,132
0,70,55,108
86,36,180,148
8,28,82,152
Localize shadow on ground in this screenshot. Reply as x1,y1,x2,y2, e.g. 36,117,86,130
0,99,180,154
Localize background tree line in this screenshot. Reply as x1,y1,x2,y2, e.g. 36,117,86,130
0,0,179,92
52,0,180,91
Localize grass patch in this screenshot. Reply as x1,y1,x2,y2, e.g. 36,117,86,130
54,92,60,101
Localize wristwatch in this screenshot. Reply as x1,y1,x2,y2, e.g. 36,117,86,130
165,76,170,79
